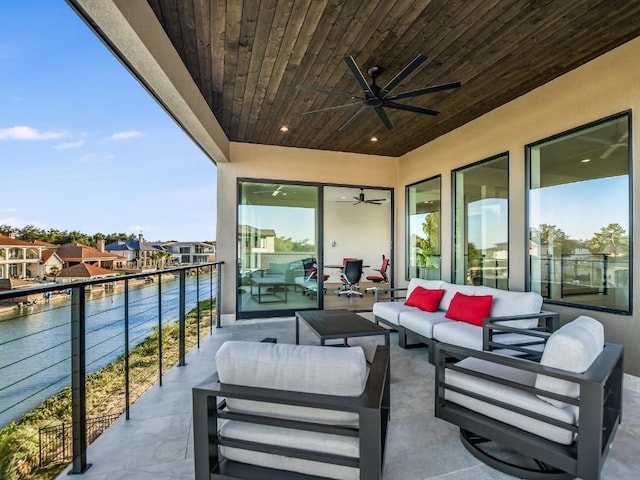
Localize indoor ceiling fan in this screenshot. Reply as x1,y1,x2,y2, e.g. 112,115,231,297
337,188,386,206
298,54,461,131
253,185,286,197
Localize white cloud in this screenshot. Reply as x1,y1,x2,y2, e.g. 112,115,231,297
0,125,67,140
106,130,142,141
54,139,85,150
79,153,116,163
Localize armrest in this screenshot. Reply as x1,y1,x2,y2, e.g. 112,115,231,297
374,287,408,303
482,311,559,357
436,341,623,406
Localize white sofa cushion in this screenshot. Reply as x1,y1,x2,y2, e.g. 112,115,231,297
399,310,451,339
220,421,359,480
535,316,604,408
439,283,477,311
445,357,578,445
215,341,367,425
373,301,415,326
406,278,445,296
433,321,483,350
475,286,542,328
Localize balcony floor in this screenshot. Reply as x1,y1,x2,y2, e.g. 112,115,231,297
58,314,640,480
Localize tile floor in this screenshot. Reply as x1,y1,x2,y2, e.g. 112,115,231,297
58,315,640,480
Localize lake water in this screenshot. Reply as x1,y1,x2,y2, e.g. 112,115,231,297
0,274,213,428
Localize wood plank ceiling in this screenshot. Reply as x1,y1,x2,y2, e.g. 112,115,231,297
146,0,640,157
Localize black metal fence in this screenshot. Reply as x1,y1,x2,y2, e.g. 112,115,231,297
0,262,223,475
38,413,120,468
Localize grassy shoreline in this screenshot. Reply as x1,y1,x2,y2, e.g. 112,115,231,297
0,299,215,480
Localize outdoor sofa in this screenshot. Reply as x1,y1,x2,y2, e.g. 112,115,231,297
373,278,558,363
193,340,390,480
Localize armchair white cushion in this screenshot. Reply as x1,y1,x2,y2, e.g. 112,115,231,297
535,315,604,407
216,340,367,425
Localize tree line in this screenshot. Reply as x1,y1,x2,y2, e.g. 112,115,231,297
0,224,146,248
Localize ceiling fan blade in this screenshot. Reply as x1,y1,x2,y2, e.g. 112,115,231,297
385,101,439,116
379,54,429,98
338,105,369,131
297,85,363,100
374,106,394,130
385,81,461,101
302,102,364,115
343,55,374,97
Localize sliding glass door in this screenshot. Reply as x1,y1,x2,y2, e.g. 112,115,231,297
237,181,319,317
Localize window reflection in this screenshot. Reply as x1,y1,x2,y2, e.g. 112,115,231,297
454,155,509,288
528,113,630,312
237,181,319,316
407,177,441,279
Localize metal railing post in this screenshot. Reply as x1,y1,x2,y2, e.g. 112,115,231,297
216,263,222,328
209,266,213,332
196,269,201,347
178,269,186,366
158,277,163,385
124,279,130,420
70,285,90,474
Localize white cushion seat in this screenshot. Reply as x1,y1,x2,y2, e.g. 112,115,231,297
373,301,415,326
398,309,450,339
444,357,578,444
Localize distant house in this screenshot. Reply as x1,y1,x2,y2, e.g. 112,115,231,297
40,250,65,279
55,263,120,284
238,225,275,253
56,242,126,270
104,234,164,269
0,234,45,279
154,241,216,265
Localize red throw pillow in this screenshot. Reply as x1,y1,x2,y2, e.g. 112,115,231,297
404,287,446,312
445,292,493,326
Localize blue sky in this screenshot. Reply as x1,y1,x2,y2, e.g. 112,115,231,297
0,2,217,242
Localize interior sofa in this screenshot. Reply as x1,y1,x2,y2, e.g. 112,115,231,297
373,278,558,363
434,315,624,480
193,340,390,480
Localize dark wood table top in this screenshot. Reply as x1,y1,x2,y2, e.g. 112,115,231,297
295,309,387,338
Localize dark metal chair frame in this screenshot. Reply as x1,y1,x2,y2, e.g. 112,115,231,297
434,341,624,480
192,345,391,480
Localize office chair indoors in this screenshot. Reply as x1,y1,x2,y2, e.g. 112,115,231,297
338,259,363,297
366,255,389,293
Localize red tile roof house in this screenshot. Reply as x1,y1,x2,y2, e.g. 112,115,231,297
54,243,127,270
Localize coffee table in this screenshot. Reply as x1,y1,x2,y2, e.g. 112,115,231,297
295,309,390,347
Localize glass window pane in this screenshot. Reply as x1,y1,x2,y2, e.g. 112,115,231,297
528,114,630,312
454,155,509,288
237,181,319,315
407,177,441,279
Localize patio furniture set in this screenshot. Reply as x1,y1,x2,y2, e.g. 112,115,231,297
192,285,624,480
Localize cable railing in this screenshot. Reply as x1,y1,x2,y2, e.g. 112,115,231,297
0,261,223,477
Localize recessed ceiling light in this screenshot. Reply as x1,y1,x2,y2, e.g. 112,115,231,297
581,158,591,163
280,126,289,132
370,136,378,142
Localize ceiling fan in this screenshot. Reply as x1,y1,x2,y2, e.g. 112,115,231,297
298,54,461,131
337,188,387,206
253,185,286,197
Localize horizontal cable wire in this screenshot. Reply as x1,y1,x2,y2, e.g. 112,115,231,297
0,338,70,372
0,369,71,415
85,330,125,353
0,320,70,347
